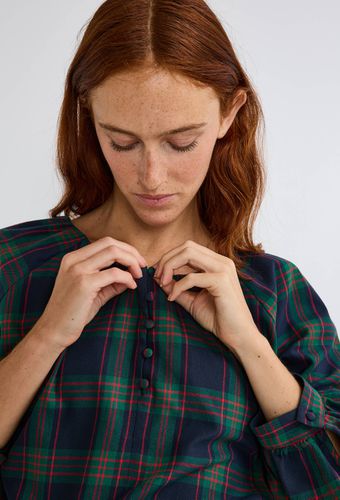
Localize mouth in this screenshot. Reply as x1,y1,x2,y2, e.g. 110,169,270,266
137,194,175,200
135,194,176,206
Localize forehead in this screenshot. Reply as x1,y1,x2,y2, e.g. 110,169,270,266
90,68,219,120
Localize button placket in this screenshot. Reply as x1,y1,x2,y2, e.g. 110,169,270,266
143,347,153,358
138,267,156,393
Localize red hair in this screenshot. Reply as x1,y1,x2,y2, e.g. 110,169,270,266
50,0,267,281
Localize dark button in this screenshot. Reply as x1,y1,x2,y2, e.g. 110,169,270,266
145,319,155,329
147,267,155,276
306,410,316,421
140,378,150,389
146,291,154,301
143,347,153,358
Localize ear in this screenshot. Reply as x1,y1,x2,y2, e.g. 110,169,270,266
217,90,247,139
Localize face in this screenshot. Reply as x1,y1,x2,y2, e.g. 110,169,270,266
89,67,245,227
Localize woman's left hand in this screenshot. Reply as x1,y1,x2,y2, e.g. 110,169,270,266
153,240,262,354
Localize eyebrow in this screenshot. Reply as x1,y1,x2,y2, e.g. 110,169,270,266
98,121,208,138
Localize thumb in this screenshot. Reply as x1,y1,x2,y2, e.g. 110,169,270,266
100,283,130,307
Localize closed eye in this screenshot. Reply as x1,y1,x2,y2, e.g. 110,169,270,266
110,140,198,153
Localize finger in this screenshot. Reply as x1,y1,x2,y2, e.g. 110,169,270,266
154,241,204,276
155,241,224,280
166,272,222,301
159,249,225,287
63,236,147,268
75,245,144,279
99,281,131,307
90,266,140,291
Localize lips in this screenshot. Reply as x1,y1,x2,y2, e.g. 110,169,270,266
135,194,176,206
138,194,173,200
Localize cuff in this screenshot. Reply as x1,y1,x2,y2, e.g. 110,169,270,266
249,372,326,450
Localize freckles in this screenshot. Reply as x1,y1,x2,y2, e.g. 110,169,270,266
182,154,207,179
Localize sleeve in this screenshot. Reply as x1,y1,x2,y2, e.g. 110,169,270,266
249,259,340,498
0,292,12,466
0,244,9,465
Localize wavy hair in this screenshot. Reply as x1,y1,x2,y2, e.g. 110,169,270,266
50,0,267,281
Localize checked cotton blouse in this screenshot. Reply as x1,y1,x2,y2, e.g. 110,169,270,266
0,215,339,499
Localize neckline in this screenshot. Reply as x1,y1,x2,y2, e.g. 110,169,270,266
61,214,158,272
61,215,93,244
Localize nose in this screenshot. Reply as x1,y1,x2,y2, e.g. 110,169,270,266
138,148,167,188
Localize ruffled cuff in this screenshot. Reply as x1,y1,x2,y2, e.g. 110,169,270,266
249,372,326,450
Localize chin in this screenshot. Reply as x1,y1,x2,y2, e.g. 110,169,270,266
134,205,182,224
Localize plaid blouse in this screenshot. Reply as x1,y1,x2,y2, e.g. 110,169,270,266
0,215,339,499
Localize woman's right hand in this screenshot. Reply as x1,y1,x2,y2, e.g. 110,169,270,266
35,237,148,350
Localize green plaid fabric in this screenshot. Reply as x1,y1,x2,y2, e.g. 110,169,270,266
0,216,339,499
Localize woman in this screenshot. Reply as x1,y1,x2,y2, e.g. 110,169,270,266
0,0,339,498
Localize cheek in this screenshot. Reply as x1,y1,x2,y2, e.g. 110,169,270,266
99,142,134,180
179,152,210,184
107,160,134,185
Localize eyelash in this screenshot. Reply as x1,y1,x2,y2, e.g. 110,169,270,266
109,140,198,153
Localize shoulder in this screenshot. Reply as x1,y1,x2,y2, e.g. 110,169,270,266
239,249,333,325
0,216,84,299
0,216,66,242
239,250,303,290
238,251,314,321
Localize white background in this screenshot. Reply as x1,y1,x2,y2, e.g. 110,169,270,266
0,0,339,332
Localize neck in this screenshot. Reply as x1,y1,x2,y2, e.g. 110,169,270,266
73,191,213,267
